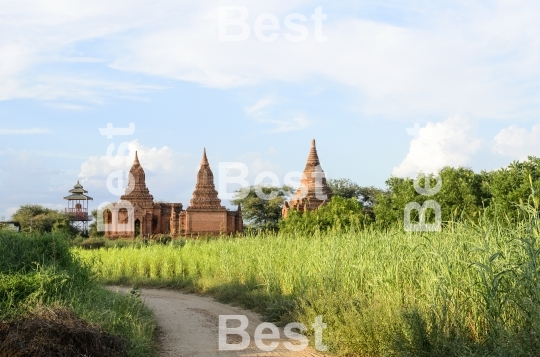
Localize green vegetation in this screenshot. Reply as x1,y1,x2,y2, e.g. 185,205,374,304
10,204,79,236
279,196,374,234
78,206,540,356
374,157,540,228
232,184,293,231
327,177,385,208
0,230,157,357
5,156,540,356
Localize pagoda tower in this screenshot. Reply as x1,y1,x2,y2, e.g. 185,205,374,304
64,180,93,233
104,149,241,238
188,148,225,210
103,151,155,238
182,148,242,236
283,139,333,218
121,151,154,204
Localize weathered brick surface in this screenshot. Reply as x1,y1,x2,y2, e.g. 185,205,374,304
105,149,242,238
282,139,333,218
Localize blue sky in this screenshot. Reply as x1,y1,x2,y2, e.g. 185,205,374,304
1,0,540,219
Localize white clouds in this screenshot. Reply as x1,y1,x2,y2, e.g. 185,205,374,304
0,127,51,135
393,115,482,177
493,124,540,160
269,115,310,133
0,0,170,102
79,139,191,180
79,139,194,203
0,150,72,219
245,96,276,117
244,96,311,132
108,2,540,119
1,1,540,120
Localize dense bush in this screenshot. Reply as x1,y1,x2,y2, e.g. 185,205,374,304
0,231,74,273
10,205,78,236
279,196,373,234
0,231,157,356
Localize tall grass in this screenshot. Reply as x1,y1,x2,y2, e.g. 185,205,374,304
78,216,540,356
0,231,157,357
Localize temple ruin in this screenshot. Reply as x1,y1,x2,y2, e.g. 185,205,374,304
282,139,333,218
104,149,242,238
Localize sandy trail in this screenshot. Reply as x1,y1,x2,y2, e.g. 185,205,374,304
109,287,327,357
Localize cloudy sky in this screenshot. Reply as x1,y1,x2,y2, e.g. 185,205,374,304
1,0,540,219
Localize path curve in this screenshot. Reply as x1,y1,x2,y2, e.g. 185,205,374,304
109,287,328,357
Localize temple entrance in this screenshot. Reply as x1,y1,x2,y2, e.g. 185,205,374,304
135,219,141,237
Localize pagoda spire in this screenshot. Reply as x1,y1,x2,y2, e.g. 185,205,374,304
188,148,224,210
306,138,321,167
287,138,332,212
201,148,209,165
121,150,153,203
133,151,140,166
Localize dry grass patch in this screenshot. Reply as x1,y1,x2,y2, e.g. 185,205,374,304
0,305,127,357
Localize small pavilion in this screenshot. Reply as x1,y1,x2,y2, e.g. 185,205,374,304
64,181,93,233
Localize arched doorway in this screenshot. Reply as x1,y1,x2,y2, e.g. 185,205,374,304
103,209,112,224
134,219,141,237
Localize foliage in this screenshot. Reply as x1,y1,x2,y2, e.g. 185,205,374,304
0,231,157,357
328,178,385,208
10,204,78,236
78,209,540,357
279,196,373,234
88,209,105,238
231,185,293,231
485,156,540,222
327,178,362,199
374,167,493,228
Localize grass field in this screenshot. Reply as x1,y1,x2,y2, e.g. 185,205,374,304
77,214,540,357
0,231,157,357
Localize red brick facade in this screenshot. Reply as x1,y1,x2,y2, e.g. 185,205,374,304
104,150,242,238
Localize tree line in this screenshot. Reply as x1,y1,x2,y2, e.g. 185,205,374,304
234,156,540,233
7,156,540,236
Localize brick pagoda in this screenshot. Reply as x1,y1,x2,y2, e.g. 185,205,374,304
104,149,242,238
282,139,333,218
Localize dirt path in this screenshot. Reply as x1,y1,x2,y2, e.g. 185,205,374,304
109,287,328,357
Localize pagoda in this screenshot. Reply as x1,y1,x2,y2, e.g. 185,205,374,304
282,139,333,218
180,148,242,236
103,149,242,238
64,180,93,233
188,148,225,210
121,151,154,204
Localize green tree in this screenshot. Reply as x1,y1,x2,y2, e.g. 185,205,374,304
11,204,77,236
372,176,417,229
434,166,490,221
231,185,293,232
327,178,385,208
373,167,490,228
485,156,540,222
327,178,362,199
280,196,373,234
88,209,105,238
